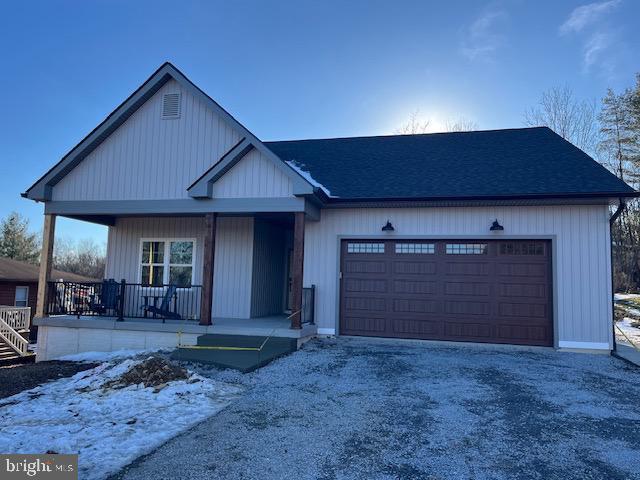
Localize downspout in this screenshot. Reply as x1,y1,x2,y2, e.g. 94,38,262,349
609,198,626,353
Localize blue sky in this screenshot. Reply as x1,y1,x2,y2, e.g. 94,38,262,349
1,0,638,245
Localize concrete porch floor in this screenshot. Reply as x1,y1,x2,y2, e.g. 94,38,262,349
34,315,317,339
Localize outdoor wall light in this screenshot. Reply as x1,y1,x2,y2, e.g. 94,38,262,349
490,219,504,231
381,220,395,232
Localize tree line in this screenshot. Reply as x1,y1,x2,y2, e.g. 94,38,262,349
0,212,106,279
524,76,640,292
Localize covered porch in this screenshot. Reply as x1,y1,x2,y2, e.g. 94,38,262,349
35,200,320,359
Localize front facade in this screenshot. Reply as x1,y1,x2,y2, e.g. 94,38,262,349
24,63,637,360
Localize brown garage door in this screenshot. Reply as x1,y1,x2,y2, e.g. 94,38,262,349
339,240,553,346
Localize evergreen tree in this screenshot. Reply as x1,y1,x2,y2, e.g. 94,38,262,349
0,212,40,263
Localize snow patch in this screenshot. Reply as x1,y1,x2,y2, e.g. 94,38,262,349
614,293,640,301
58,348,162,363
285,160,335,197
0,357,243,480
616,319,640,346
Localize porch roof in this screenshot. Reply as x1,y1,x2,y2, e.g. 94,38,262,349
43,197,320,226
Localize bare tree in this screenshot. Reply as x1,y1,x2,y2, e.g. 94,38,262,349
444,117,479,132
396,111,479,135
395,110,431,134
524,85,599,155
599,84,640,292
54,237,106,279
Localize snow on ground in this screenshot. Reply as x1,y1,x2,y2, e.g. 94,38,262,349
0,354,244,480
617,318,640,346
58,348,162,363
615,293,640,347
614,293,640,301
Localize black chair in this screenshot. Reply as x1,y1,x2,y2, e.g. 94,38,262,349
142,285,181,321
88,280,120,315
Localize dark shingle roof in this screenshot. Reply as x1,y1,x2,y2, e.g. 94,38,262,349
265,127,636,200
0,257,96,283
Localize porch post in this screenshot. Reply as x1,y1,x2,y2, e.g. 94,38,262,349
36,214,56,318
291,212,305,329
199,212,216,326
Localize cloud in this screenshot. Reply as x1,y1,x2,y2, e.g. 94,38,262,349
460,9,508,62
583,32,612,67
559,0,623,77
559,0,621,35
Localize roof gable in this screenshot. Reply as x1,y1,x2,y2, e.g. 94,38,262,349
188,140,314,198
25,62,313,201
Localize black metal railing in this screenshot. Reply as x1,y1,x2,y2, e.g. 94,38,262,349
301,285,315,325
45,280,202,323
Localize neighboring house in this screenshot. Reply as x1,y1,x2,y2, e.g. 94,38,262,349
0,256,95,319
0,256,94,358
23,63,638,361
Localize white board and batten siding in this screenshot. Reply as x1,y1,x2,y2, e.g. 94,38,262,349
105,216,254,319
52,79,243,201
304,205,613,349
211,149,294,198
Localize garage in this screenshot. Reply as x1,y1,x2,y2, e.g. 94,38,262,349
339,239,553,346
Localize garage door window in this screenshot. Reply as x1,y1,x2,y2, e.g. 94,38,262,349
446,243,487,255
347,243,385,254
500,242,544,255
395,243,435,254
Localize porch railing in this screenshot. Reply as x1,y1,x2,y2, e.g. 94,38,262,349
45,280,202,323
0,306,31,331
302,285,315,325
0,306,31,356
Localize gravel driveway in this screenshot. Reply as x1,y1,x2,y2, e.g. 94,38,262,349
113,338,640,480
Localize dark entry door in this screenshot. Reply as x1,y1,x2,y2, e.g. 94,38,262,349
339,240,553,346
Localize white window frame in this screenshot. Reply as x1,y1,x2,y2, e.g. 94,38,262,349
14,286,29,307
138,238,196,288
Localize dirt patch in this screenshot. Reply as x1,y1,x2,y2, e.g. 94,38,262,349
0,361,98,399
103,356,189,390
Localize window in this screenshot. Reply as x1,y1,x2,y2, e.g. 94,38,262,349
347,243,385,254
499,243,544,256
446,243,488,255
395,243,435,254
14,286,29,307
140,239,194,287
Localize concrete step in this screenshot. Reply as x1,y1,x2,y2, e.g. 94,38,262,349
195,334,297,350
172,334,297,373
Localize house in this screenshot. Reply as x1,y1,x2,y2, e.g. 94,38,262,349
0,256,94,360
23,62,638,361
0,256,95,318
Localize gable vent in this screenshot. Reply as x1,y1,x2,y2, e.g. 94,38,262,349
162,93,181,119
